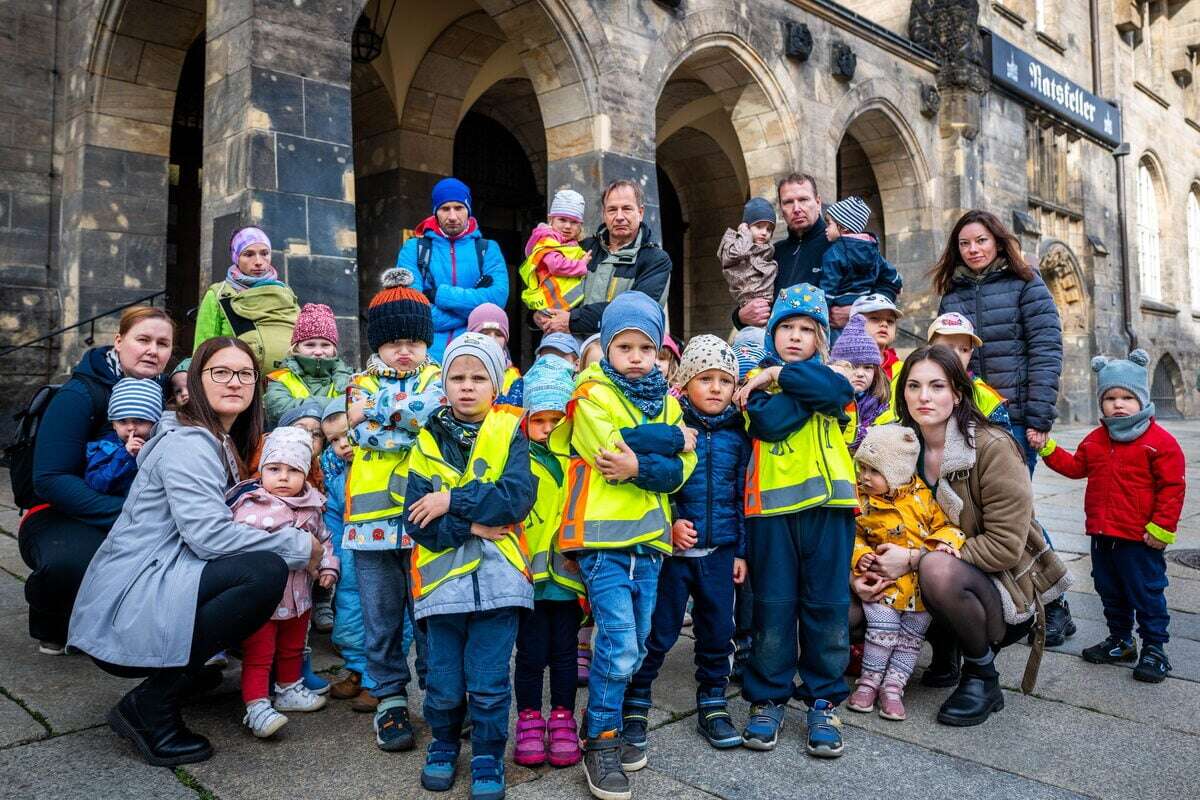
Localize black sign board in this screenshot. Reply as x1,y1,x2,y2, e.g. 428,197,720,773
984,30,1122,146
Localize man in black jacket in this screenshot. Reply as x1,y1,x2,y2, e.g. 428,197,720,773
536,180,672,337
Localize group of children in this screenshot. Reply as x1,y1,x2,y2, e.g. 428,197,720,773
81,185,1182,800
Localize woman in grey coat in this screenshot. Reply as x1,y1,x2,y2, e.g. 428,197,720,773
68,337,323,766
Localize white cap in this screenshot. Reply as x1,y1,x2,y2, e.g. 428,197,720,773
927,312,983,347
850,293,902,317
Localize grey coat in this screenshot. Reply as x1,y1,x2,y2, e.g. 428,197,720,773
67,415,312,668
938,261,1063,431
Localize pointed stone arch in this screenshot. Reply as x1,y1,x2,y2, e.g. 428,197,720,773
1151,353,1183,418
1039,240,1094,422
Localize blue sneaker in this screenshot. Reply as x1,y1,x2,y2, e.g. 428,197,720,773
421,740,460,792
805,699,844,758
469,754,505,800
374,700,415,752
741,702,785,750
301,647,329,695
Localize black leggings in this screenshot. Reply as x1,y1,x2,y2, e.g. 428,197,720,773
95,552,287,682
514,599,582,712
917,552,1009,659
18,507,108,643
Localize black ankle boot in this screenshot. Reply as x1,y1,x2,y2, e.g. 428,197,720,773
108,674,213,766
920,634,960,688
936,660,1003,727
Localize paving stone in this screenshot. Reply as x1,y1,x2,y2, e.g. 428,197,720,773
508,759,723,799
647,697,1086,800
0,692,45,748
1030,614,1200,683
0,532,29,580
1064,589,1200,642
0,727,196,800
1065,556,1200,615
840,682,1197,800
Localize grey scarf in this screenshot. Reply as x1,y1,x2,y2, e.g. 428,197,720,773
1102,403,1155,442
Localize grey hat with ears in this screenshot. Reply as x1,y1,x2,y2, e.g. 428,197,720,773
1093,349,1151,410
854,424,920,492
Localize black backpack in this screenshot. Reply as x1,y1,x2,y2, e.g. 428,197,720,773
5,378,106,511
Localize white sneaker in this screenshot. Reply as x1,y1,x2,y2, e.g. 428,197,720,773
243,699,288,738
38,641,66,656
273,680,327,712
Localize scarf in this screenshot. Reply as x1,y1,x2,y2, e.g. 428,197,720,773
225,262,284,292
319,447,346,482
105,348,123,379
291,354,342,381
600,358,667,418
678,396,740,431
428,406,481,471
954,255,1008,284
851,391,887,451
1101,403,1155,442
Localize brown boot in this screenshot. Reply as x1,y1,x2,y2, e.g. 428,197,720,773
351,689,379,713
329,671,362,700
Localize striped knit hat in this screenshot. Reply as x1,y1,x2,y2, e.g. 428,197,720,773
367,268,433,351
108,378,164,423
827,196,871,234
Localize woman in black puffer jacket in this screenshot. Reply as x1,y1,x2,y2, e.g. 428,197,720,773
933,210,1063,475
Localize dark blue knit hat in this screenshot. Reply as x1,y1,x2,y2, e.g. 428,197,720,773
431,177,472,215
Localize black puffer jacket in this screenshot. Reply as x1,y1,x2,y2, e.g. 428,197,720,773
938,260,1062,431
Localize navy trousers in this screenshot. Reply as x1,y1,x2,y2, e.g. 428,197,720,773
1091,536,1170,645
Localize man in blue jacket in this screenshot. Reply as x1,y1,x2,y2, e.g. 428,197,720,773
397,178,510,362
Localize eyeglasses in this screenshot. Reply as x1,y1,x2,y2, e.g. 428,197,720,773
203,366,260,385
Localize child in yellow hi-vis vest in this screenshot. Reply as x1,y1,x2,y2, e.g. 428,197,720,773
551,291,697,800
344,268,444,753
520,189,591,315
926,312,1013,436
512,356,585,770
264,302,355,427
404,332,535,800
733,283,856,759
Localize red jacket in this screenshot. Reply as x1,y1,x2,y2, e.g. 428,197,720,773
1042,421,1185,544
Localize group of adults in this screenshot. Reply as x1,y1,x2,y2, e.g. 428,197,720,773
17,170,1066,765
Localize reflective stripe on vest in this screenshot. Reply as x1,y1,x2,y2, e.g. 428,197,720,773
345,364,441,523
409,405,531,600
518,238,587,311
745,405,858,517
267,369,338,401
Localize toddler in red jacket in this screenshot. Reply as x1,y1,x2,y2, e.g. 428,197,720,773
1039,350,1184,683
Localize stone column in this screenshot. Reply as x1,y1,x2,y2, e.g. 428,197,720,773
202,1,360,354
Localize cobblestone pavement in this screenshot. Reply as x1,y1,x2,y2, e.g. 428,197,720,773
1,422,1198,800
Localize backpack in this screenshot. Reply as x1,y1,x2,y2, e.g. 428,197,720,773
6,378,107,511
416,237,489,292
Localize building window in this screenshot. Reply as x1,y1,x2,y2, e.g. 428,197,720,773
1136,159,1162,300
1026,118,1082,215
1189,189,1200,307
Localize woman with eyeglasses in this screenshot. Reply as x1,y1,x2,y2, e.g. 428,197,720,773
68,338,325,766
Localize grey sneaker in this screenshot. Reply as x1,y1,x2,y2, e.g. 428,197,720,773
583,733,630,800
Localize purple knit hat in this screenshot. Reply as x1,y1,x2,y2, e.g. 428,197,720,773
830,314,881,365
467,303,509,342
230,227,271,266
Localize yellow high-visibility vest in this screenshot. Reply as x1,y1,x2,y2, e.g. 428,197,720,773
743,368,858,517
408,404,531,600
519,237,587,311
840,397,898,447
526,445,584,595
267,368,339,400
345,363,441,524
552,365,696,555
503,366,521,395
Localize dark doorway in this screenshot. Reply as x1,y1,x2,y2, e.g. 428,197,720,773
835,132,886,255
453,111,544,368
166,34,205,355
657,166,686,339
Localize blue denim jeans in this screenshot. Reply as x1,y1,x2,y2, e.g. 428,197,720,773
577,550,663,738
1009,424,1039,477
423,607,519,759
354,548,428,700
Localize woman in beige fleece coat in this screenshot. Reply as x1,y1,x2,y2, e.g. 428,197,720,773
853,346,1069,728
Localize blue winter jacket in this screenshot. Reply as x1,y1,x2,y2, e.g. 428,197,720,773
396,218,510,362
745,359,854,443
32,346,130,527
84,431,138,496
671,400,750,558
819,235,902,307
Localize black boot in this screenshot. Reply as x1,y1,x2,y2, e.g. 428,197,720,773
108,672,213,766
936,659,1003,728
1040,597,1077,647
920,625,960,688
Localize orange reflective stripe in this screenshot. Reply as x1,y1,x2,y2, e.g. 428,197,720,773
267,368,289,381
557,459,591,549
409,553,424,599
744,440,763,516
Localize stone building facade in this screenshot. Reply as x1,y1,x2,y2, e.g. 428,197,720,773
2,0,1199,438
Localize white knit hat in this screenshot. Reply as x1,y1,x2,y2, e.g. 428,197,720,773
549,189,585,222
854,424,920,492
674,335,738,389
261,425,313,473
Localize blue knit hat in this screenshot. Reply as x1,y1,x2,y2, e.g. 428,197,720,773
765,283,829,361
742,197,776,227
278,398,326,428
829,314,882,365
1093,349,1151,410
600,291,664,353
107,378,163,423
431,177,472,215
523,356,576,415
171,357,191,377
536,332,582,359
322,395,346,421
827,196,870,234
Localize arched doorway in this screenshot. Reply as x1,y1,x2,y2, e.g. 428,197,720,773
166,34,205,353
1151,354,1182,418
1039,241,1093,422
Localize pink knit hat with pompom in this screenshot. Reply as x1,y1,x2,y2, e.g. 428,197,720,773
291,303,338,347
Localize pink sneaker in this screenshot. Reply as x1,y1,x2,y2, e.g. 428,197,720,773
878,687,906,721
847,682,878,713
546,707,582,767
513,708,547,766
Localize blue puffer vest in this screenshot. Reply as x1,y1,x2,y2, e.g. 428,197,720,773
673,399,751,556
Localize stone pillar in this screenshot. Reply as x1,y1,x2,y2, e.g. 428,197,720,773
202,1,360,354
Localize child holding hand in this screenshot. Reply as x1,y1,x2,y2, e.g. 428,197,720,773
231,426,338,739
846,425,964,721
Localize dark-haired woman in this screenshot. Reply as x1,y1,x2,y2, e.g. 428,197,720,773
68,338,325,766
19,306,174,654
853,347,1070,727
